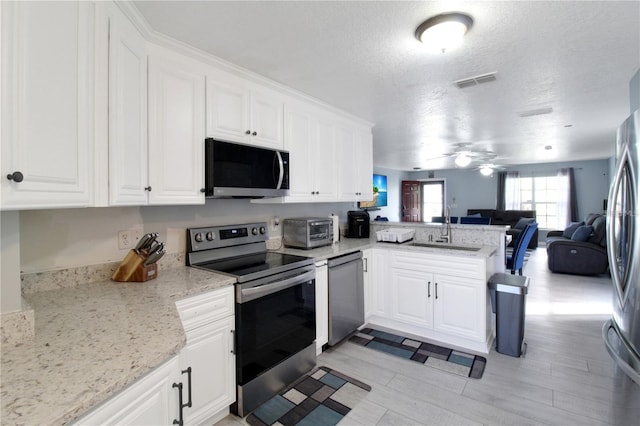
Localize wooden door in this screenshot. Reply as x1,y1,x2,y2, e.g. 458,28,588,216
402,180,421,222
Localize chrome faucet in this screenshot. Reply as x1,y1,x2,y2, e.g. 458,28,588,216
439,206,452,243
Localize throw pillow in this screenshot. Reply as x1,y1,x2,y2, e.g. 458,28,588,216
571,225,593,242
469,213,482,217
514,217,535,230
562,221,585,239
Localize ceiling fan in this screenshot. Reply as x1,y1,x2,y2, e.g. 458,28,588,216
431,143,498,168
475,163,506,176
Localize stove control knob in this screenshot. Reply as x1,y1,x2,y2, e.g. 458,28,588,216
259,226,266,234
206,232,215,241
251,227,258,235
194,233,204,243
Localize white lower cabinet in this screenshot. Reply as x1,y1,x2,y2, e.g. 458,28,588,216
75,287,236,425
368,248,493,354
176,286,236,425
74,356,180,425
179,315,235,425
315,260,329,353
391,269,434,328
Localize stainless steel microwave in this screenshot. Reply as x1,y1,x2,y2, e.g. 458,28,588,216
283,217,334,249
204,139,290,198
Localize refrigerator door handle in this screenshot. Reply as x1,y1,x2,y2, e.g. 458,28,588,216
607,146,635,307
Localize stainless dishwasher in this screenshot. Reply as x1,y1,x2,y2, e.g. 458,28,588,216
328,251,364,345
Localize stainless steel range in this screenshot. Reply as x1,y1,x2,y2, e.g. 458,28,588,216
186,222,316,417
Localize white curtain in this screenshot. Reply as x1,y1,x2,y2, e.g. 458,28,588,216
504,172,521,210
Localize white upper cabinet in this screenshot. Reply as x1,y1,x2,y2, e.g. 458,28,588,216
147,47,205,205
107,2,148,206
1,1,94,210
337,121,373,202
104,2,205,206
282,102,337,202
206,70,284,149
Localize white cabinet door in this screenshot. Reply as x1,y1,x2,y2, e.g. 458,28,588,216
206,76,251,143
371,249,390,317
336,123,373,202
180,316,235,425
75,357,180,426
148,50,205,205
355,127,374,202
250,87,284,149
283,104,315,201
206,72,284,149
391,268,434,328
1,1,93,209
312,115,337,201
362,249,373,320
433,274,484,340
284,104,337,202
315,261,329,353
107,3,148,206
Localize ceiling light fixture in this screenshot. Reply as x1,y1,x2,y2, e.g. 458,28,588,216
479,165,493,176
415,12,473,52
454,152,472,168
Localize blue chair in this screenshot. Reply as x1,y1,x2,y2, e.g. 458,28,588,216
460,216,491,225
506,222,538,275
431,216,458,224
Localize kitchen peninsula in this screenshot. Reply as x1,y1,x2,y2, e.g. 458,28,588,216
1,221,504,425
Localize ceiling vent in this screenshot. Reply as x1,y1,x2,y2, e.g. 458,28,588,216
454,72,497,89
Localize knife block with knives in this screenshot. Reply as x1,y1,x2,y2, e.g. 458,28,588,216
112,232,166,282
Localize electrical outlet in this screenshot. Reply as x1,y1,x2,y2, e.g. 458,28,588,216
118,230,133,249
118,228,142,250
270,216,280,231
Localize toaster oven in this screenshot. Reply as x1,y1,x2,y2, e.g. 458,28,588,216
283,217,334,249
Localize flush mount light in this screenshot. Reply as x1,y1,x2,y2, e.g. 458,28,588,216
454,152,472,168
415,12,473,52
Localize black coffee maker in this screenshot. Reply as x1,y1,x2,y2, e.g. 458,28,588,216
347,210,370,238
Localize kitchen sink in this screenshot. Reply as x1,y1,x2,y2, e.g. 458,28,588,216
408,242,481,252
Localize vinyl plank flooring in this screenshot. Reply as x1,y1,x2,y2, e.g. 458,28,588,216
385,373,538,425
215,248,640,426
340,398,387,426
366,384,483,425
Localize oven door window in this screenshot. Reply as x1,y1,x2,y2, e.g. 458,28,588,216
236,279,316,385
309,223,329,241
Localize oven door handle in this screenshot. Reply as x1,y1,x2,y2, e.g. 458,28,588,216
240,269,315,302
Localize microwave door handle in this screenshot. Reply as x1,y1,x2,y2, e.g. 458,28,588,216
275,151,284,189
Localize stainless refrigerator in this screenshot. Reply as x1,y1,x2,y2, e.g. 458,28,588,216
603,109,640,385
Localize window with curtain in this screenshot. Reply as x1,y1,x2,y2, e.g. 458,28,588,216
500,168,577,229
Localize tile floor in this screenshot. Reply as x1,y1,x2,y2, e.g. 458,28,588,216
218,247,640,425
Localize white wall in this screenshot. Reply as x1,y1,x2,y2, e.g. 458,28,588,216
371,166,408,222
19,200,357,273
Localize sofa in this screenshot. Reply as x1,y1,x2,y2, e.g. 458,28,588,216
546,213,608,275
466,209,538,249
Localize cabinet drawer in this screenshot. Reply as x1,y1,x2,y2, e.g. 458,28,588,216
176,286,234,332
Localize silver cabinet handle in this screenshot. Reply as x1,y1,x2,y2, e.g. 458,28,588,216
428,281,431,298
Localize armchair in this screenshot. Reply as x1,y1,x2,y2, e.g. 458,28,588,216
546,213,608,275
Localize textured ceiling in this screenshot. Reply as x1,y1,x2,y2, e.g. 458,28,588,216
133,1,640,171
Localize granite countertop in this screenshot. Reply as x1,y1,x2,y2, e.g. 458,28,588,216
1,267,235,425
